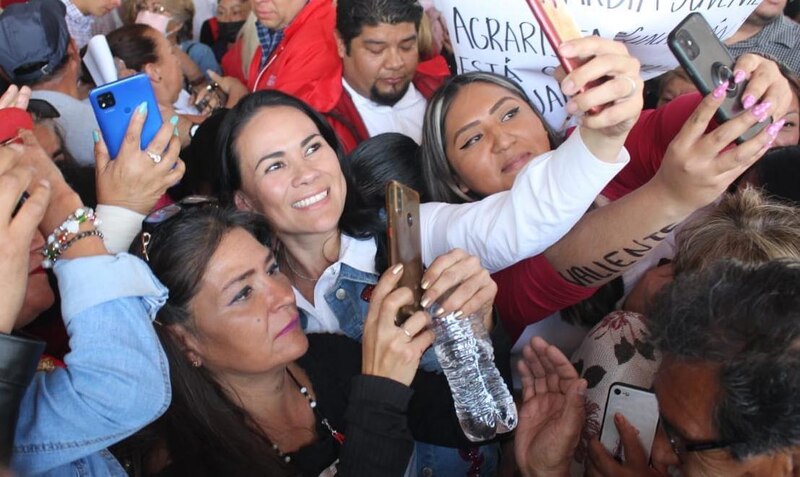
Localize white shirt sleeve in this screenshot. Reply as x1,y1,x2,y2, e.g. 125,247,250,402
420,128,629,273
96,205,145,254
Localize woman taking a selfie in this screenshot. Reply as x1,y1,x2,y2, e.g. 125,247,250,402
129,205,483,475
417,47,792,340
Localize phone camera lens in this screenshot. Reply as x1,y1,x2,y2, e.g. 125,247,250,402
406,212,414,226
614,389,621,395
98,92,116,110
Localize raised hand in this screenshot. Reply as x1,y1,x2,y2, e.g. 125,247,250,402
95,105,184,215
515,336,586,477
0,85,32,110
0,144,51,333
651,77,783,214
362,264,435,386
419,248,497,329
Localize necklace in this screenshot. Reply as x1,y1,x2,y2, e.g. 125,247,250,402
282,250,319,282
272,368,345,463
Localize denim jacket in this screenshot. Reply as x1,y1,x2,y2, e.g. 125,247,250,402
11,254,171,476
299,260,441,372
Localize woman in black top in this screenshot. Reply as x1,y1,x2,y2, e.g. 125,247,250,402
131,205,487,476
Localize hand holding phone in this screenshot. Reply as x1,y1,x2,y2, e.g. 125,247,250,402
668,12,769,143
385,180,423,325
89,73,163,158
599,383,659,462
526,0,604,112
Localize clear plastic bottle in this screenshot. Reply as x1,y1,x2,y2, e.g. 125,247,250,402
430,306,518,441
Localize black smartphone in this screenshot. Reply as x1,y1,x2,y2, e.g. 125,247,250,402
89,73,163,159
386,180,423,325
668,12,768,143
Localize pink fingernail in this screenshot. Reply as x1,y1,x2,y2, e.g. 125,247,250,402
742,94,757,109
766,119,786,137
751,101,772,118
733,70,746,84
712,81,728,99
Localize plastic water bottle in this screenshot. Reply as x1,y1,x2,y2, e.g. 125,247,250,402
430,306,518,442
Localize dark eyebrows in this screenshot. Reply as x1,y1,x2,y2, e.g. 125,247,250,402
363,34,418,46
252,133,321,172
221,249,276,293
452,96,518,146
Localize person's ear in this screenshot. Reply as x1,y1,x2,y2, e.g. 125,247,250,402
334,30,346,59
234,190,254,212
166,324,204,368
143,63,162,83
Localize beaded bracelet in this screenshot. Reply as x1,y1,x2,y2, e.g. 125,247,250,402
42,230,104,269
42,207,101,269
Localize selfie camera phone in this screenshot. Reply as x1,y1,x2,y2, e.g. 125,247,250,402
526,0,604,113
89,73,163,159
386,180,423,325
599,382,660,462
668,12,768,143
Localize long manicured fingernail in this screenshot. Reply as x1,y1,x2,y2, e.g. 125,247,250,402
562,79,576,96
170,115,179,125
92,130,100,143
173,127,180,137
420,280,430,290
137,102,148,115
433,306,445,317
751,101,772,118
742,94,757,110
452,310,464,319
391,263,403,275
420,296,431,308
566,100,579,114
733,70,746,84
712,81,728,99
766,119,786,137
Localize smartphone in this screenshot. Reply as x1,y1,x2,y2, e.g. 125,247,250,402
526,0,604,113
89,73,163,159
599,382,660,462
668,12,767,143
386,180,424,325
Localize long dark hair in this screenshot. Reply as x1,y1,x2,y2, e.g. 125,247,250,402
217,90,388,271
130,207,293,476
419,71,560,204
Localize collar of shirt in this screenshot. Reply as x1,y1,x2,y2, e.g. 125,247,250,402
342,79,427,142
293,234,377,333
256,21,285,69
342,78,425,113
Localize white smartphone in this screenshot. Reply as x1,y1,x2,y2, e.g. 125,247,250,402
599,382,660,462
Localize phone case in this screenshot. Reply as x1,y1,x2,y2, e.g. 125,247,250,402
599,382,659,462
386,181,424,325
526,0,603,113
89,73,163,159
668,12,767,143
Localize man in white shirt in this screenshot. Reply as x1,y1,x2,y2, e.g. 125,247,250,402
324,0,451,152
60,0,121,48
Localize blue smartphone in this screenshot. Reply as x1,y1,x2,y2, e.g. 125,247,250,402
89,73,163,159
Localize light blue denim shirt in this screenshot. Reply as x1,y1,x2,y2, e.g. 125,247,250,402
10,253,170,476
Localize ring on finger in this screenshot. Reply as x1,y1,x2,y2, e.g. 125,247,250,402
400,326,414,342
618,75,638,100
145,149,163,164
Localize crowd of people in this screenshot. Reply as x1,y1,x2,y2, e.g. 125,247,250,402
0,0,799,476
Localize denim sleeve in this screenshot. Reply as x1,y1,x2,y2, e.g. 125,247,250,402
10,254,171,475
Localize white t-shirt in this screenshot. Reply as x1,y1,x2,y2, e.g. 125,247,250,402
342,79,427,144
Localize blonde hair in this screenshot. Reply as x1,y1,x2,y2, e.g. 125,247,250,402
239,12,259,80
417,11,434,59
673,187,800,275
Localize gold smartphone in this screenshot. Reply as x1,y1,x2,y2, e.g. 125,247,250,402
386,180,424,325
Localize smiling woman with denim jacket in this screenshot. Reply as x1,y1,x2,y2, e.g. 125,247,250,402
1,104,172,476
